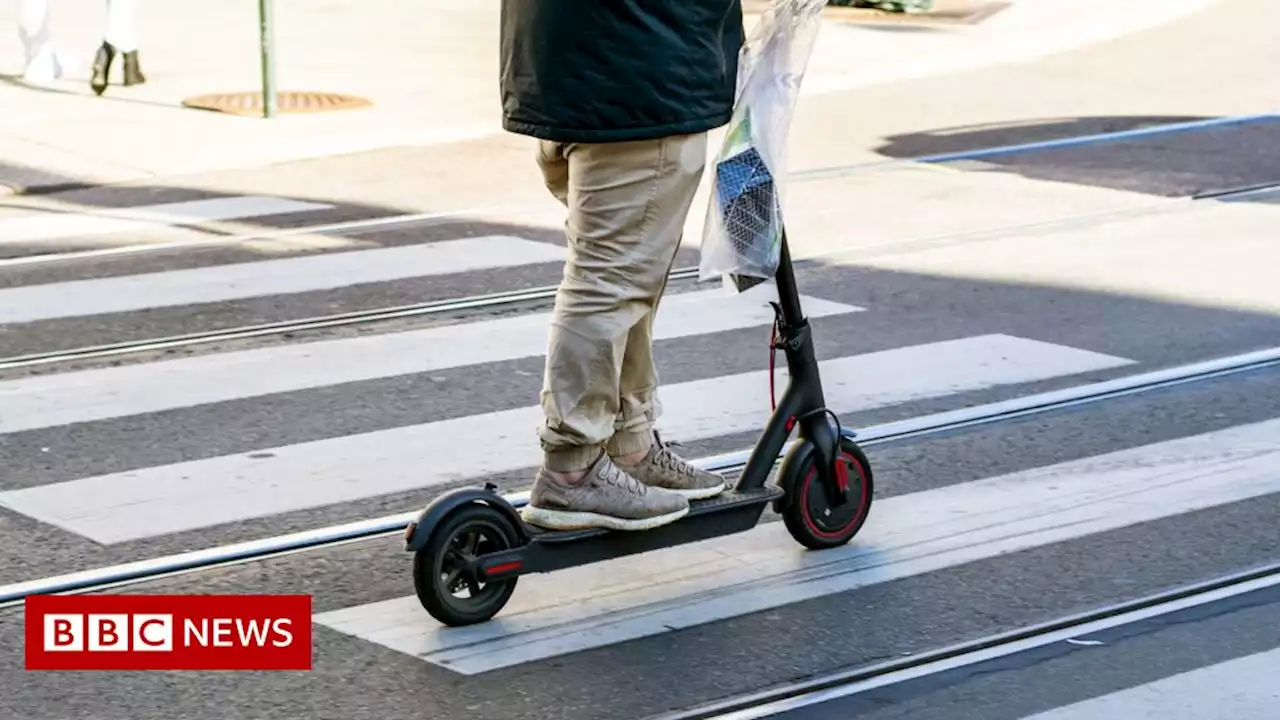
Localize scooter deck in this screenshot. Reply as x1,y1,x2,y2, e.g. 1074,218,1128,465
485,486,784,577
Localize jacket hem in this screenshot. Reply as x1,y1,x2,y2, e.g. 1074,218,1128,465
502,111,734,144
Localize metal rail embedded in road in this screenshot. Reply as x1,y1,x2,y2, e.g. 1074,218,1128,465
2,344,1277,609
0,268,702,371
648,560,1280,720
1193,180,1280,201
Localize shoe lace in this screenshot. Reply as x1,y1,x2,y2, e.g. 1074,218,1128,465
652,431,696,478
599,457,648,495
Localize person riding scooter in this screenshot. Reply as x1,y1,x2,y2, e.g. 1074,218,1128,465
498,0,746,532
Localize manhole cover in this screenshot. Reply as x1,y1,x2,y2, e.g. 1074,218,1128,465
181,91,372,116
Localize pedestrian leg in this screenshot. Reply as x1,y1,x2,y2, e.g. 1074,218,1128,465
18,0,61,83
92,0,144,95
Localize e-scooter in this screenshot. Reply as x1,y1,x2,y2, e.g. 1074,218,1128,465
402,231,874,627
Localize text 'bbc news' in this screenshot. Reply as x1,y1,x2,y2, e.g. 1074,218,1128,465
25,594,311,670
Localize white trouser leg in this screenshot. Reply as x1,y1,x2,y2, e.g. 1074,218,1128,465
18,0,66,81
103,0,136,51
18,0,52,64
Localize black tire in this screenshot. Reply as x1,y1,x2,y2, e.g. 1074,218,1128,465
779,437,874,550
413,502,521,626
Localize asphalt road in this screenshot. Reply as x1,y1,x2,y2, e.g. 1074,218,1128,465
760,572,1280,720
3,367,1279,720
3,2,1279,718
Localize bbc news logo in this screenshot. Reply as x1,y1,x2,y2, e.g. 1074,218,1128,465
25,594,311,670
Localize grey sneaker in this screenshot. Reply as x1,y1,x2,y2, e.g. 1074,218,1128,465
615,432,727,500
521,452,689,531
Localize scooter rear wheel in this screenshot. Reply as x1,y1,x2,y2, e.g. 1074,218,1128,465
779,437,874,550
413,503,521,626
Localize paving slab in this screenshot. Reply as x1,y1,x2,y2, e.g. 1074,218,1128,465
0,0,1242,193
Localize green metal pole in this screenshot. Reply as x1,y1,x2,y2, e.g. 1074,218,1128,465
259,0,277,118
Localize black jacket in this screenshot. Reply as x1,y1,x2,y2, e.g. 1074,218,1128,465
499,0,744,143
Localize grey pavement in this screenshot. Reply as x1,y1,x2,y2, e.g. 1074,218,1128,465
1,1,1279,719
2,0,1257,193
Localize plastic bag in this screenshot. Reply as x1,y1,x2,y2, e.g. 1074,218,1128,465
698,0,828,288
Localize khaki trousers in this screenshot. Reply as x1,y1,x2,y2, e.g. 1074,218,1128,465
536,132,708,472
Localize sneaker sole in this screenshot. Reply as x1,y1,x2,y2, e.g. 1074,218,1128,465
665,481,728,500
519,505,689,532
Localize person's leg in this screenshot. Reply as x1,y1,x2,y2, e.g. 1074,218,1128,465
521,135,705,531
605,136,727,499
18,0,61,83
18,0,50,61
92,0,144,95
103,0,137,51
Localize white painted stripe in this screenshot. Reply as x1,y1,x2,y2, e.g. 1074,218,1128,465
0,196,332,244
310,416,1280,675
714,574,1280,720
0,203,533,269
0,334,1132,543
0,289,863,433
0,236,565,324
1021,647,1280,720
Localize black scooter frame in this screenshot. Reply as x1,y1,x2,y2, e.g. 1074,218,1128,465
404,231,858,584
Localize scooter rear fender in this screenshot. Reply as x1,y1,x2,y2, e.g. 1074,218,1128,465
403,486,529,552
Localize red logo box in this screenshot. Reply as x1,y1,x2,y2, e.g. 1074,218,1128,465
25,594,312,671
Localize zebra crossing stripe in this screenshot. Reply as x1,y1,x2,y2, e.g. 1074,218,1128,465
0,334,1133,544
0,236,566,324
1020,646,1280,720
0,289,862,433
0,196,331,244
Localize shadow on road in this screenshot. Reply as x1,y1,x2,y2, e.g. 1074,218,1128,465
870,114,1280,199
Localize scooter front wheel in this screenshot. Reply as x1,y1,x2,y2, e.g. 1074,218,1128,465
413,503,521,626
778,437,874,550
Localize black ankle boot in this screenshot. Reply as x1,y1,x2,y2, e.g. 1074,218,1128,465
122,51,146,87
90,42,114,95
